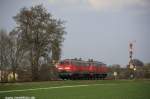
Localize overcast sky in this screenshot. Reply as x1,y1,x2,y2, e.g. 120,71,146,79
0,0,150,66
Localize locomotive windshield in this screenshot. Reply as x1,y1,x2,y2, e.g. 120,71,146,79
60,61,69,65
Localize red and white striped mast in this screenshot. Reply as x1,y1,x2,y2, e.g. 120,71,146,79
129,41,136,70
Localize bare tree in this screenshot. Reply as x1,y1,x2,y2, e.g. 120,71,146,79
13,5,66,81
6,29,24,82
0,29,10,82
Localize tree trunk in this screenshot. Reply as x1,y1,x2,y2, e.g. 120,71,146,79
13,69,16,82
31,49,39,81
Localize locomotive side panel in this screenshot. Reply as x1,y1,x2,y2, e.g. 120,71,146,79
56,59,108,80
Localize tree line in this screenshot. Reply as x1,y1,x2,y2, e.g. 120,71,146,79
108,60,150,79
0,5,66,82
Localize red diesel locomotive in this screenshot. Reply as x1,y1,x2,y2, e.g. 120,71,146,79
56,59,108,80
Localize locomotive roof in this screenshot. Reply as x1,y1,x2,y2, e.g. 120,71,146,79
60,59,106,65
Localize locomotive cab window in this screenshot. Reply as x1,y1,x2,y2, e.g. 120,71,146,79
60,61,69,65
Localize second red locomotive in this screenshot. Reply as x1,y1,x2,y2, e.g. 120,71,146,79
56,59,108,80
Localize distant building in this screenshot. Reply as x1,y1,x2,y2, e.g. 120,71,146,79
0,70,18,82
8,72,18,81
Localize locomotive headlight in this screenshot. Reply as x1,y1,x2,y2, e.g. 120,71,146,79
58,67,63,70
64,67,71,70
